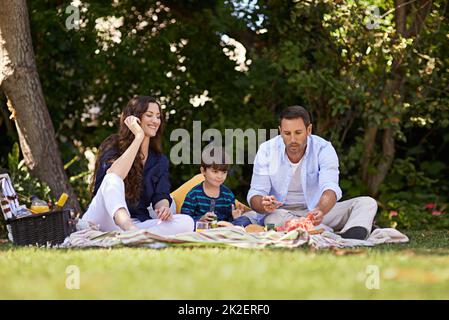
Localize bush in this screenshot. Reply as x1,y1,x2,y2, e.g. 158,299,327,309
376,158,449,230
376,199,449,230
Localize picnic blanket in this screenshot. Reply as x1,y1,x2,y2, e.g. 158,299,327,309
59,223,409,250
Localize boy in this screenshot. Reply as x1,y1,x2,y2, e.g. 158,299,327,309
181,151,251,227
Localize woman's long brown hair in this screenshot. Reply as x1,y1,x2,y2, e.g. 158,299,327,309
90,96,165,204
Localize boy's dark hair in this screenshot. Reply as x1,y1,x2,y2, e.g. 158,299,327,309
201,148,230,172
279,105,311,127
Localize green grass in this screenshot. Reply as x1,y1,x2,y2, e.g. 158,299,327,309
1,230,448,299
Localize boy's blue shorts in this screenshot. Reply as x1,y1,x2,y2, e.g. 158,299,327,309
231,216,253,227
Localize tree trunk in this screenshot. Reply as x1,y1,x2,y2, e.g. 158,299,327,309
361,0,432,196
0,0,81,213
0,93,16,140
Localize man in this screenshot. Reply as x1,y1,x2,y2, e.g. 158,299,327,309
246,106,377,240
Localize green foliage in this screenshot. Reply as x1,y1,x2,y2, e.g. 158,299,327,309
25,0,277,207
65,156,92,212
376,199,449,231
7,143,51,207
1,0,448,230
0,143,52,238
376,157,449,230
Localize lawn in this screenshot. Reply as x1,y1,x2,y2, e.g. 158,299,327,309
0,230,448,299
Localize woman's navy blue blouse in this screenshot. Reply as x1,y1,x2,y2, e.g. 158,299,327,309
92,147,172,222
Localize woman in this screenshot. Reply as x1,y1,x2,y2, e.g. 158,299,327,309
81,96,194,235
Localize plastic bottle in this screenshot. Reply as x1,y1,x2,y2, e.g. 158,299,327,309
54,193,69,211
30,195,50,214
209,199,218,228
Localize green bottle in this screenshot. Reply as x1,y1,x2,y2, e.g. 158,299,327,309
210,199,218,228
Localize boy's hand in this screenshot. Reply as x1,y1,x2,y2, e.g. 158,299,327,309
235,202,248,212
261,195,283,213
231,204,243,219
200,212,217,222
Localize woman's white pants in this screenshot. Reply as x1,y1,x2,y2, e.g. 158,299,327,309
81,173,194,235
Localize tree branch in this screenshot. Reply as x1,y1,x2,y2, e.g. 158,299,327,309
406,0,432,38
395,0,408,36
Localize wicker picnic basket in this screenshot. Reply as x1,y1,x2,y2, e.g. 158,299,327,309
1,173,76,246
7,209,76,246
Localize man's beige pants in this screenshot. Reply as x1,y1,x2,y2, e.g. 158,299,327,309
245,196,378,238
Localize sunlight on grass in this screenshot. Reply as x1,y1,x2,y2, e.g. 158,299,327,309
1,231,448,299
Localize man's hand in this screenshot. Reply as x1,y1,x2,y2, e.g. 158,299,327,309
307,208,324,226
200,212,217,222
261,195,283,213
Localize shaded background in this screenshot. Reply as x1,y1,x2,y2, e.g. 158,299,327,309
1,0,448,231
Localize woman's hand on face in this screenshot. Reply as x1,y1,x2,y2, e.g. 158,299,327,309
124,116,145,139
155,206,173,221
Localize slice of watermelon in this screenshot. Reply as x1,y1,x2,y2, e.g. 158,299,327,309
280,216,315,232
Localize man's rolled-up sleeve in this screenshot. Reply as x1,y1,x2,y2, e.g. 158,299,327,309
247,144,272,206
318,142,342,201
